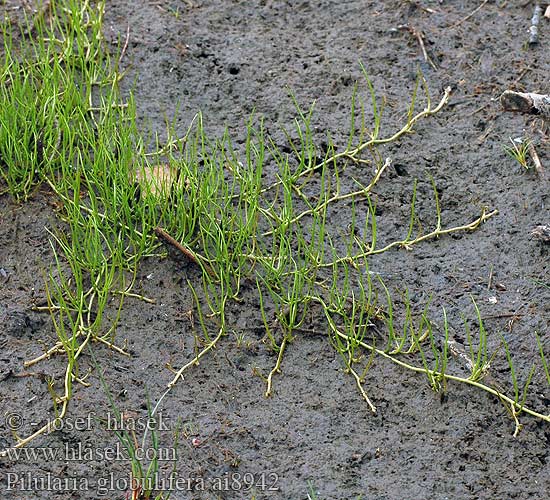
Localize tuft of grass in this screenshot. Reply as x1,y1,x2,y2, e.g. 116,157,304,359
503,137,532,170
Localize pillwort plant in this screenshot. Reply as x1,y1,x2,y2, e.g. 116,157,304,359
0,0,548,459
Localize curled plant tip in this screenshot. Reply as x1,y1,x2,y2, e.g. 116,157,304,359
531,225,550,243
500,91,550,120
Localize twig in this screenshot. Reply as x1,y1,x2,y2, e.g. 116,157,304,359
411,27,437,70
513,66,532,85
118,24,130,66
481,312,525,320
398,25,437,70
528,142,544,177
407,1,437,14
154,226,216,278
453,0,489,27
500,91,550,119
529,4,542,45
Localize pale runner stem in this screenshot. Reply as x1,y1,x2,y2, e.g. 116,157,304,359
348,364,377,413
265,336,288,397
351,87,451,155
326,208,498,267
262,158,393,237
25,341,70,367
0,381,70,457
260,87,452,196
94,337,130,356
42,176,148,240
24,334,130,367
0,323,96,456
167,327,224,388
330,328,550,425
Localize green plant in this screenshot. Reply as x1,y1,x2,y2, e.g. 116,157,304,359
503,137,531,169
535,331,550,386
94,357,180,500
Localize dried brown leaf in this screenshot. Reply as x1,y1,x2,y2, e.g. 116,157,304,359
133,164,182,198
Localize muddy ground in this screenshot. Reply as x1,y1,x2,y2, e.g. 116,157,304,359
1,1,549,499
